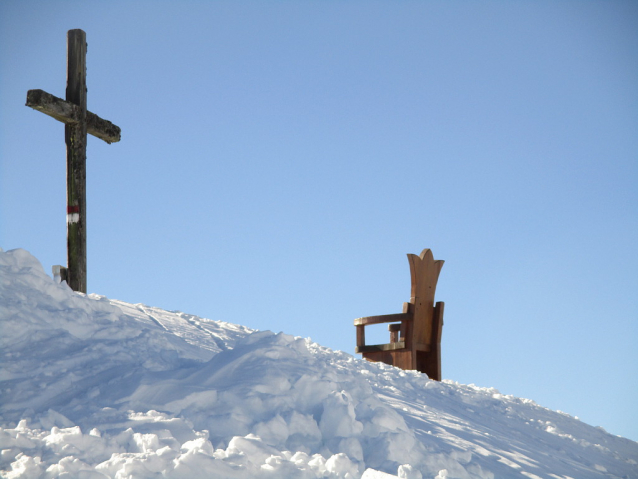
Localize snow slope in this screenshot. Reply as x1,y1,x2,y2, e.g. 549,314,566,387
1,248,636,478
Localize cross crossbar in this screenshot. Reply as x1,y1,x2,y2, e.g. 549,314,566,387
26,89,121,144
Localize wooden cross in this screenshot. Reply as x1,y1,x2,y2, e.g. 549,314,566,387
25,29,121,293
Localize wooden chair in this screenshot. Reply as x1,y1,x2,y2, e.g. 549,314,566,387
354,249,445,380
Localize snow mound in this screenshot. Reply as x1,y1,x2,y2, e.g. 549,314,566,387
1,248,637,478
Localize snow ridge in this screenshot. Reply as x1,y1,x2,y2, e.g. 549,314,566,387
1,248,636,478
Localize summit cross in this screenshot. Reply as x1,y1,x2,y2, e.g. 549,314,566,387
26,29,121,293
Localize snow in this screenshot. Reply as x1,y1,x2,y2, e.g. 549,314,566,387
1,247,636,478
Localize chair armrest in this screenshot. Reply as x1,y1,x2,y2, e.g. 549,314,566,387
353,312,412,326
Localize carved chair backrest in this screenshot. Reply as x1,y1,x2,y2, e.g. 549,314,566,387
408,249,444,347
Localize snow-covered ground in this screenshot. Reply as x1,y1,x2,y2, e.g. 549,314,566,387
1,248,636,478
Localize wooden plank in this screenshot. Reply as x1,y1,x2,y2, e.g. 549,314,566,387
356,324,365,348
356,341,406,353
407,249,444,347
354,312,412,326
391,349,415,371
412,342,432,352
65,29,88,293
86,111,122,144
26,89,79,124
26,89,121,144
433,302,445,344
388,323,401,343
431,301,445,380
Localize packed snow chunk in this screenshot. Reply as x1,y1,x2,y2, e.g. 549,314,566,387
38,410,76,430
44,425,106,456
226,434,284,466
172,454,244,479
291,374,338,411
5,454,44,479
369,407,410,435
0,421,37,449
397,464,423,479
325,452,361,478
361,469,399,479
363,430,423,472
96,449,174,478
45,456,105,478
254,414,289,446
163,389,219,414
181,436,215,456
131,432,161,453
335,438,362,464
260,454,302,476
319,391,363,439
286,411,322,452
253,375,292,395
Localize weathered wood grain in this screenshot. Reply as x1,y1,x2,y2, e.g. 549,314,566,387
353,312,412,326
65,29,88,294
355,341,406,353
26,89,121,144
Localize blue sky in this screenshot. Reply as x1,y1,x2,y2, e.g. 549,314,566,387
1,1,637,442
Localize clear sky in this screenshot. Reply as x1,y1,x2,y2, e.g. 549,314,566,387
1,1,636,442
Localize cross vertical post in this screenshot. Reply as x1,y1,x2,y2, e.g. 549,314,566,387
65,29,88,293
